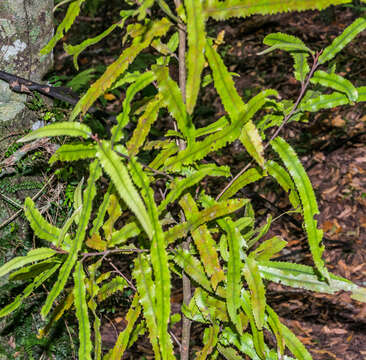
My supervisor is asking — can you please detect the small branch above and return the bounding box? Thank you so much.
[216,51,322,201]
[263,50,322,150]
[107,259,136,291]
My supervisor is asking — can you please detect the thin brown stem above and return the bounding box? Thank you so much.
[216,51,322,201]
[174,1,191,359]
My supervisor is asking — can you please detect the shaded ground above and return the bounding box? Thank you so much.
[40,3,366,359]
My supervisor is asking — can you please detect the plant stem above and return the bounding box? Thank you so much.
[174,1,191,359]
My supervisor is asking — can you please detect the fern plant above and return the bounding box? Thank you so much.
[1,1,366,359]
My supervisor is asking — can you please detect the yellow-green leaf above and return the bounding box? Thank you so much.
[18,122,92,143]
[185,0,206,114]
[96,141,152,237]
[73,261,92,360]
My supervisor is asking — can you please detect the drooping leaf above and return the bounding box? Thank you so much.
[111,71,156,144]
[49,143,97,164]
[73,261,92,360]
[86,233,107,251]
[243,257,266,330]
[9,259,60,281]
[185,0,206,114]
[153,65,195,144]
[127,95,162,156]
[70,18,171,120]
[96,141,152,237]
[204,0,351,20]
[110,293,141,359]
[18,122,92,143]
[0,263,60,317]
[301,92,349,112]
[258,32,312,55]
[41,0,87,54]
[271,137,330,282]
[41,161,101,318]
[0,248,57,278]
[318,16,366,64]
[310,70,358,102]
[128,159,174,359]
[258,261,366,302]
[133,255,160,359]
[24,197,61,246]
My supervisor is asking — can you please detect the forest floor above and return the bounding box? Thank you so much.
[48,3,366,360]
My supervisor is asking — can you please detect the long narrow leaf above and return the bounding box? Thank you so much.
[271,137,329,282]
[49,143,97,164]
[310,70,358,102]
[127,95,162,156]
[41,161,101,318]
[133,255,160,359]
[0,248,57,278]
[70,18,171,119]
[153,65,195,144]
[110,293,141,359]
[185,0,206,114]
[111,71,156,144]
[243,257,266,330]
[18,122,92,143]
[318,16,366,64]
[96,141,152,237]
[128,159,174,359]
[24,197,61,245]
[204,0,351,20]
[73,261,92,360]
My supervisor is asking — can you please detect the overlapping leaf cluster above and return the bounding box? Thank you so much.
[1,1,366,359]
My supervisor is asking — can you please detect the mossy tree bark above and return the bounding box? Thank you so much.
[0,0,53,264]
